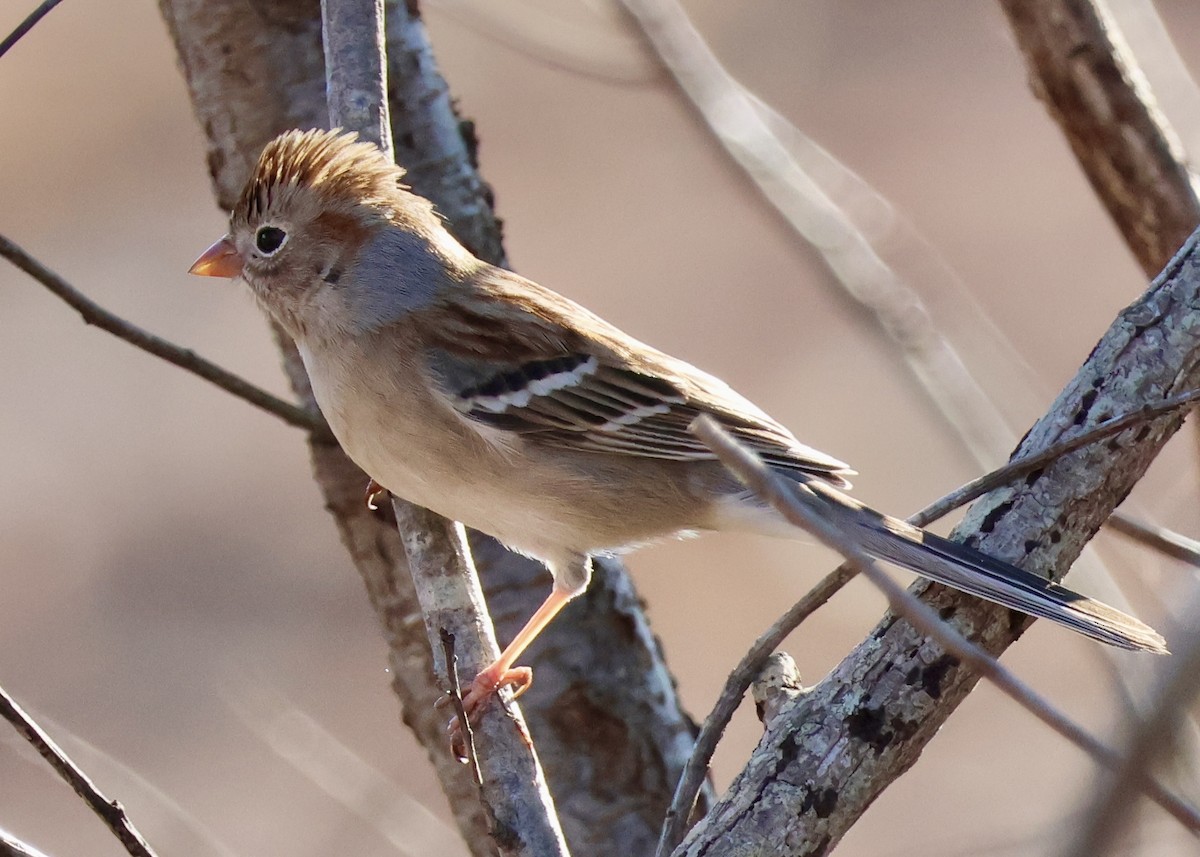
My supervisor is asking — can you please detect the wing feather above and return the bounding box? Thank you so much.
[418,266,856,487]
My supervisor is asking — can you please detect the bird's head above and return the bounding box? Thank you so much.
[190,128,473,342]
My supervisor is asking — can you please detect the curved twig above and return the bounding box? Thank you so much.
[0,233,331,441]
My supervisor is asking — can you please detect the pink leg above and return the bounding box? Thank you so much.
[459,587,574,720]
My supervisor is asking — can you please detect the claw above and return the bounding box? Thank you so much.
[365,478,388,510]
[445,664,533,760]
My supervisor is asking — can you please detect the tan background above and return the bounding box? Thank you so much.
[2,2,1199,855]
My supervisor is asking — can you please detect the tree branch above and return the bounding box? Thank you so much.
[675,228,1200,854]
[0,233,329,439]
[319,2,567,850]
[0,683,158,857]
[659,382,1200,855]
[692,416,1200,835]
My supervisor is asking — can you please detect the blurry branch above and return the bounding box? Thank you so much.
[325,3,567,852]
[1108,515,1200,570]
[0,233,330,439]
[1067,590,1200,857]
[617,0,1014,464]
[0,684,158,857]
[223,676,469,857]
[693,417,1200,837]
[429,0,656,86]
[0,0,64,60]
[658,385,1200,855]
[999,0,1200,276]
[0,829,49,857]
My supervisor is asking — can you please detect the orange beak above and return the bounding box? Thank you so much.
[189,235,244,279]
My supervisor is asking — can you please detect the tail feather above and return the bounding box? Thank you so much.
[803,482,1168,654]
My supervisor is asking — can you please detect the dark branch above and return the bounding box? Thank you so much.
[0,683,159,857]
[0,0,65,60]
[0,232,332,441]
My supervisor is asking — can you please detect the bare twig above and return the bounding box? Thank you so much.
[0,683,159,857]
[920,388,1200,523]
[0,233,330,440]
[657,387,1199,856]
[440,629,482,783]
[0,0,65,59]
[692,416,1200,837]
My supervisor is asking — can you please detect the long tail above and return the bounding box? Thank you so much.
[801,481,1168,654]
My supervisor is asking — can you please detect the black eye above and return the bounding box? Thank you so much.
[255,226,287,255]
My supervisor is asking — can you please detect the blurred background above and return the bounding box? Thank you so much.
[3,1,1200,855]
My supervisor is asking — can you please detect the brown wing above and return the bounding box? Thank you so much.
[419,266,856,487]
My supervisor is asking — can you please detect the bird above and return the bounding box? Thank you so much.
[190,128,1166,720]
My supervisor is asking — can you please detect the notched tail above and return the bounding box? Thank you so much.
[804,482,1168,654]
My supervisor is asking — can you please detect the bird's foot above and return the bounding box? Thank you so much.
[365,478,388,510]
[444,664,533,762]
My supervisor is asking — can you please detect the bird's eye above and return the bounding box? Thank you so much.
[255,226,287,256]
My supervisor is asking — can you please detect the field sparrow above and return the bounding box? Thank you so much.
[191,129,1165,718]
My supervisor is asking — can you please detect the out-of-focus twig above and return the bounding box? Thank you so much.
[0,0,65,60]
[0,828,50,857]
[1108,514,1200,570]
[618,0,1014,465]
[0,233,330,439]
[1066,588,1200,857]
[692,416,1200,838]
[0,683,159,857]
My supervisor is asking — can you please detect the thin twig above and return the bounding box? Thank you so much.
[692,416,1200,837]
[0,233,331,440]
[439,629,482,783]
[920,388,1200,523]
[0,0,65,59]
[0,683,159,857]
[656,389,1198,856]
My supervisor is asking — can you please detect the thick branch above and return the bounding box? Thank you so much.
[676,232,1200,854]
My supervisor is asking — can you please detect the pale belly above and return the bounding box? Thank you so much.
[299,342,678,564]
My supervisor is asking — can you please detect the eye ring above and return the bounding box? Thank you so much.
[255,225,288,256]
